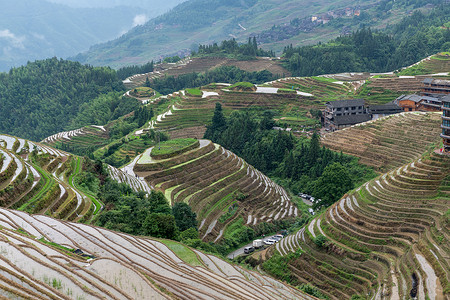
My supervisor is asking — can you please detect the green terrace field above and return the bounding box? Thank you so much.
[399,52,450,76]
[0,134,151,224]
[42,125,110,157]
[151,138,198,159]
[133,139,298,243]
[266,150,450,299]
[257,110,450,299]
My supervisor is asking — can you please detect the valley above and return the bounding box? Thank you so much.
[0,1,449,298]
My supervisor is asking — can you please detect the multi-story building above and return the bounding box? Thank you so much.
[323,99,370,131]
[422,78,450,96]
[441,95,450,151]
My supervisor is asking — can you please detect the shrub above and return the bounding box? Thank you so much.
[314,234,328,248]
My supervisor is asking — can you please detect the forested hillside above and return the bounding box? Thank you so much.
[0,58,133,141]
[284,5,450,76]
[73,0,380,67]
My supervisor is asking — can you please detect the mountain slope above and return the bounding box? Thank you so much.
[73,0,378,68]
[73,0,441,69]
[0,206,315,299]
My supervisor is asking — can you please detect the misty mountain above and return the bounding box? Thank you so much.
[73,0,444,69]
[0,0,181,71]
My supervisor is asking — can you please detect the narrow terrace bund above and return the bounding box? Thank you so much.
[133,140,297,243]
[276,151,449,300]
[321,112,442,172]
[0,207,314,300]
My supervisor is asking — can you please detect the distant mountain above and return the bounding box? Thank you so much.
[47,0,186,19]
[73,0,441,69]
[0,0,175,71]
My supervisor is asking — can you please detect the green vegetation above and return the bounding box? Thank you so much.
[117,61,154,80]
[185,88,202,96]
[0,58,124,141]
[205,105,376,208]
[284,6,450,76]
[70,92,139,130]
[149,66,275,95]
[159,240,203,266]
[151,138,198,158]
[298,284,328,299]
[228,82,256,91]
[262,250,302,283]
[193,38,275,59]
[129,87,156,98]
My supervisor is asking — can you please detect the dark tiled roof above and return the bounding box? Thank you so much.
[334,114,371,126]
[442,94,450,103]
[368,103,402,113]
[423,78,433,84]
[325,99,365,108]
[397,94,440,103]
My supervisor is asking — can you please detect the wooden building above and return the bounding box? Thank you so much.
[422,78,450,96]
[395,94,443,112]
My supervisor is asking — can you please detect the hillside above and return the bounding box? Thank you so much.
[74,0,444,69]
[0,207,314,299]
[130,139,296,242]
[321,112,442,172]
[0,133,150,223]
[265,150,450,299]
[0,58,133,141]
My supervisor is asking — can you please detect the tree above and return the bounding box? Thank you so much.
[204,103,227,140]
[172,202,197,232]
[143,213,178,239]
[312,162,353,208]
[148,191,171,214]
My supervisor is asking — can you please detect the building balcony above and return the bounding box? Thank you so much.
[441,124,450,130]
[442,106,450,111]
[440,133,450,140]
[442,115,450,121]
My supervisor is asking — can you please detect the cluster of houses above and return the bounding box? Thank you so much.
[321,77,450,152]
[395,78,450,112]
[323,78,450,132]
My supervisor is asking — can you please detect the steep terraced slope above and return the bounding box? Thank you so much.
[272,151,450,299]
[321,112,441,172]
[133,139,297,242]
[0,134,151,222]
[41,125,110,155]
[0,207,315,299]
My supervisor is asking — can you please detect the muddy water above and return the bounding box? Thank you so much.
[415,254,437,299]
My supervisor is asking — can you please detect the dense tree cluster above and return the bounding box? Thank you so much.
[116,61,154,80]
[149,66,276,95]
[193,38,275,58]
[205,104,375,207]
[133,106,154,127]
[96,180,197,240]
[0,58,125,141]
[70,92,140,129]
[283,5,450,76]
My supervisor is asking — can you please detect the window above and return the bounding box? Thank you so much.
[351,106,356,110]
[337,108,341,111]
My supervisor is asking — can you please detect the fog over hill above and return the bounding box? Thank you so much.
[0,0,185,71]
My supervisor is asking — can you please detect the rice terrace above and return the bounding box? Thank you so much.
[0,0,450,299]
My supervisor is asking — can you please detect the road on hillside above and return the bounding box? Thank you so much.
[227,236,282,260]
